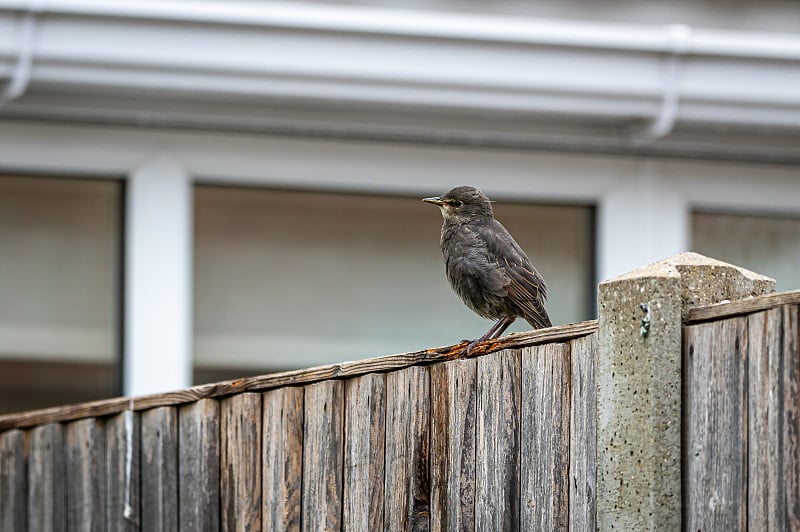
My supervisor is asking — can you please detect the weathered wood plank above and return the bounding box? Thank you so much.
[221,393,262,532]
[262,387,303,532]
[430,358,476,532]
[28,423,66,532]
[784,305,800,529]
[747,308,785,531]
[0,321,598,430]
[66,418,106,532]
[521,343,570,531]
[141,406,178,532]
[475,349,521,531]
[106,410,140,531]
[302,380,345,532]
[685,316,748,531]
[569,332,597,532]
[0,429,27,532]
[384,365,431,531]
[179,398,220,532]
[686,289,800,324]
[343,373,386,531]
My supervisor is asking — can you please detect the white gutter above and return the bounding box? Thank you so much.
[0,0,799,144]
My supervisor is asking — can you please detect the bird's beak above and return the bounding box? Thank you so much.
[422,196,446,206]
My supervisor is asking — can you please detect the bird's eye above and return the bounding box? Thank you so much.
[451,200,463,207]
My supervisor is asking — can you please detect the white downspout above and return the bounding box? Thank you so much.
[632,24,693,145]
[0,0,43,105]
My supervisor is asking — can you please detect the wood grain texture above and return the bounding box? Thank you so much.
[384,366,431,531]
[66,418,106,532]
[475,349,521,531]
[141,406,178,532]
[685,316,748,531]
[28,423,66,532]
[430,359,476,532]
[783,305,800,529]
[521,343,570,531]
[343,373,386,531]
[747,308,785,531]
[179,399,220,532]
[0,321,598,430]
[687,289,800,324]
[302,380,345,532]
[569,333,597,532]
[105,411,140,531]
[0,429,27,532]
[262,387,303,532]
[221,393,262,532]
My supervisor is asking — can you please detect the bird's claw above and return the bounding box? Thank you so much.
[458,339,480,358]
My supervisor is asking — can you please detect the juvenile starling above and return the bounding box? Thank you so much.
[423,186,551,354]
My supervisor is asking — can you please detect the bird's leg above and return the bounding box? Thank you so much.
[460,316,512,357]
[489,316,514,339]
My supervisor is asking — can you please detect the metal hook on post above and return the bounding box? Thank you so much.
[631,24,692,146]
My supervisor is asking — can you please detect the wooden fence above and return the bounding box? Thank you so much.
[1,289,799,530]
[0,322,598,531]
[683,294,800,531]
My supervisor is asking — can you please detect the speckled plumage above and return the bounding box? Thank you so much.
[424,186,551,347]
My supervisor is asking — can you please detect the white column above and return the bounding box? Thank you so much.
[597,162,690,283]
[124,154,192,395]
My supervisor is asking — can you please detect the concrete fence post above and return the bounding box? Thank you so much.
[596,252,775,530]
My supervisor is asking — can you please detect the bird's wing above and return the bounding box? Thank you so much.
[503,259,552,329]
[477,220,552,329]
[443,227,510,312]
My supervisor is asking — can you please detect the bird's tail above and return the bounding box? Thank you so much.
[525,309,552,330]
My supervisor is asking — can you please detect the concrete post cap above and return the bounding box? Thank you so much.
[600,251,775,319]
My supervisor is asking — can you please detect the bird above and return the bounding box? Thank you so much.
[423,186,551,355]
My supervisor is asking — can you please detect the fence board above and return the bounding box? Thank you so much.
[343,373,386,531]
[430,358,477,532]
[385,366,431,531]
[179,398,221,532]
[28,423,66,532]
[106,411,140,531]
[262,387,303,532]
[521,343,570,531]
[685,316,748,531]
[476,349,520,531]
[0,428,27,532]
[66,418,105,532]
[784,305,800,529]
[303,380,345,531]
[569,333,597,532]
[747,308,785,531]
[221,393,262,532]
[141,406,178,532]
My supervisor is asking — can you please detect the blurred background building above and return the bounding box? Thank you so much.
[0,0,798,413]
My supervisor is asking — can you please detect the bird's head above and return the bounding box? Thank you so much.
[422,186,494,222]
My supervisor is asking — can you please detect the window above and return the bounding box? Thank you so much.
[0,176,122,413]
[692,211,800,292]
[193,185,594,382]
